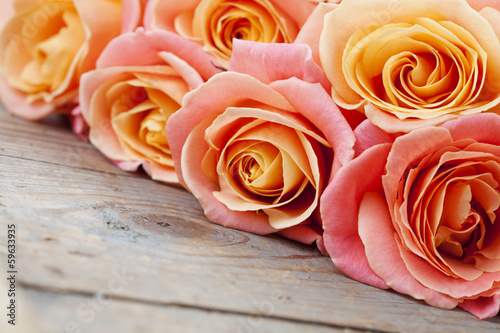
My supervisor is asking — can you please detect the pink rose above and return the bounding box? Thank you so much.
[298,0,500,133]
[0,0,145,120]
[166,39,355,248]
[80,28,220,183]
[145,0,315,68]
[322,113,500,318]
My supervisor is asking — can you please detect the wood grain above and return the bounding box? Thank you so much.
[1,109,499,333]
[4,287,353,333]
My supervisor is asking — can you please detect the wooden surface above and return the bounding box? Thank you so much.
[1,106,500,333]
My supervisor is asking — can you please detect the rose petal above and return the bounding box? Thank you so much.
[295,3,337,67]
[147,160,179,183]
[146,0,201,31]
[270,78,355,177]
[322,143,392,289]
[383,126,455,234]
[96,28,220,81]
[229,39,331,91]
[74,0,123,74]
[122,0,145,33]
[353,119,396,156]
[466,0,500,12]
[69,105,89,141]
[81,69,132,162]
[271,0,316,27]
[157,52,204,90]
[441,112,500,146]
[398,241,500,299]
[477,7,500,62]
[0,76,76,120]
[114,159,142,172]
[459,295,500,319]
[365,103,460,133]
[0,1,14,30]
[277,224,323,248]
[359,192,458,309]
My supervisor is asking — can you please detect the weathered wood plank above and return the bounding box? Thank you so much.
[1,109,500,333]
[0,286,349,333]
[0,112,125,175]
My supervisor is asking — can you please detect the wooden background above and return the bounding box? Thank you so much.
[1,106,499,333]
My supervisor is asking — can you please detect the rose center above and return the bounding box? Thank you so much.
[436,202,486,259]
[229,142,284,199]
[19,7,85,96]
[139,108,170,153]
[241,156,264,182]
[343,17,486,114]
[193,0,292,64]
[110,83,178,167]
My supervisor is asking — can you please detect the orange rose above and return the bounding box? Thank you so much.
[0,0,145,120]
[145,0,315,67]
[300,0,500,132]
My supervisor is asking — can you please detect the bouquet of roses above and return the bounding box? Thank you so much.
[2,0,500,319]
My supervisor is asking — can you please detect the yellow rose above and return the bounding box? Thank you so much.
[317,0,500,132]
[146,0,315,67]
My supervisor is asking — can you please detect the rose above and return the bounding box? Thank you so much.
[321,113,500,319]
[322,0,500,132]
[166,39,355,248]
[144,0,315,68]
[79,28,220,183]
[0,0,146,120]
[298,0,500,133]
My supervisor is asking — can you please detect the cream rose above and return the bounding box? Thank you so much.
[80,29,220,183]
[0,0,145,120]
[309,0,500,132]
[145,0,315,67]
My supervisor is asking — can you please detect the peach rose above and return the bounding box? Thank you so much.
[80,28,220,183]
[166,40,355,248]
[145,0,315,68]
[299,0,500,133]
[0,0,146,120]
[322,113,500,319]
